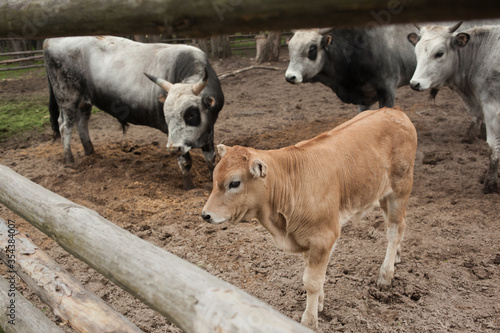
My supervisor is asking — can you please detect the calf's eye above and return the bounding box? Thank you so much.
[434,52,444,59]
[229,181,240,189]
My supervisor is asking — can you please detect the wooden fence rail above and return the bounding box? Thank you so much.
[1,0,500,39]
[0,219,143,333]
[0,165,312,333]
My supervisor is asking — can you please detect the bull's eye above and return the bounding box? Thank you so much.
[228,181,240,189]
[184,106,201,126]
[307,44,317,61]
[434,51,444,59]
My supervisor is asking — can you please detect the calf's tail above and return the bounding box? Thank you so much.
[48,79,61,139]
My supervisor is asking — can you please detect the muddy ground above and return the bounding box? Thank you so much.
[0,54,499,332]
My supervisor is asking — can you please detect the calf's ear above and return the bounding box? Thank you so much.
[321,35,332,48]
[250,159,268,178]
[217,144,229,157]
[407,33,420,46]
[454,33,470,47]
[157,93,166,104]
[203,96,217,109]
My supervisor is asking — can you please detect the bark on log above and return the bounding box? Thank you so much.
[0,276,65,333]
[0,166,313,333]
[1,0,500,39]
[0,219,144,333]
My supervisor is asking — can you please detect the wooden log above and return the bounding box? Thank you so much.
[1,0,500,39]
[0,65,44,72]
[0,50,43,57]
[0,166,313,333]
[0,276,65,333]
[0,219,144,333]
[0,55,43,65]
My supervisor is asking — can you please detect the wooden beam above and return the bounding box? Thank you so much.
[0,219,144,333]
[0,55,43,65]
[0,276,65,333]
[0,165,313,333]
[1,0,500,39]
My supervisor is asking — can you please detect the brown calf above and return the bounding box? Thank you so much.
[202,108,417,329]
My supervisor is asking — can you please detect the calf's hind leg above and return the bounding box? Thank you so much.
[378,195,407,290]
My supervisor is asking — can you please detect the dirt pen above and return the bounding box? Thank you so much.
[0,54,499,332]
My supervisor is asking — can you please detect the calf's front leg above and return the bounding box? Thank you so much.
[300,235,337,329]
[178,152,194,190]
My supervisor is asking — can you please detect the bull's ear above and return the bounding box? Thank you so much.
[321,35,332,48]
[250,159,267,178]
[203,96,216,109]
[217,144,229,157]
[454,33,470,47]
[407,33,420,46]
[157,93,166,104]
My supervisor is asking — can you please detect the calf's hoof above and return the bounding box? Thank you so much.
[301,312,318,330]
[377,270,393,291]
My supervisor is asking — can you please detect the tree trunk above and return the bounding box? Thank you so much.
[210,34,231,59]
[255,32,281,63]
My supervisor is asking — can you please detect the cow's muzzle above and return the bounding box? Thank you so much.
[166,143,191,155]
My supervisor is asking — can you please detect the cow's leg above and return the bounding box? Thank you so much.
[301,234,337,329]
[178,152,195,190]
[377,194,406,290]
[202,142,216,180]
[377,88,395,108]
[358,104,371,112]
[463,116,483,144]
[58,106,77,164]
[76,103,94,156]
[482,106,500,193]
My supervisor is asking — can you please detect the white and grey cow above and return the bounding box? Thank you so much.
[408,22,500,193]
[285,25,427,111]
[44,36,224,190]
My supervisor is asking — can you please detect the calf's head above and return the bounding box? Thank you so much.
[202,145,268,224]
[145,69,217,154]
[285,28,333,84]
[407,22,470,91]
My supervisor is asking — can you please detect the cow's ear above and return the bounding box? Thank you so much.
[454,33,470,47]
[203,96,216,109]
[321,35,332,48]
[250,159,268,178]
[217,144,229,157]
[407,33,420,46]
[157,93,166,104]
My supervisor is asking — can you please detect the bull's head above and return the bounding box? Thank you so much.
[285,28,333,84]
[144,68,217,154]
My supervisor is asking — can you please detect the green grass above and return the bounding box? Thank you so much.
[0,59,45,80]
[0,94,49,141]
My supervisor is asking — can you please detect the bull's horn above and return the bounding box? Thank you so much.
[192,67,208,96]
[414,23,422,31]
[448,21,463,33]
[144,73,173,93]
[318,27,334,35]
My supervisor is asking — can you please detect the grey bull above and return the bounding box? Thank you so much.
[408,22,500,193]
[285,25,426,111]
[44,36,224,190]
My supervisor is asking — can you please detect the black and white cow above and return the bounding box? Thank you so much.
[408,22,500,193]
[285,26,424,111]
[44,36,224,190]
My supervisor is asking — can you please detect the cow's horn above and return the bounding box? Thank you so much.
[414,23,421,31]
[144,73,173,93]
[192,67,208,96]
[318,27,334,35]
[448,21,463,33]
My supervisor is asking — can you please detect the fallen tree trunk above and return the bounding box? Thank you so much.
[0,276,64,333]
[0,219,144,333]
[0,166,312,333]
